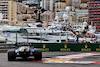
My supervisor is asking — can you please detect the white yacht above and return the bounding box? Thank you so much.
[19,27,75,43]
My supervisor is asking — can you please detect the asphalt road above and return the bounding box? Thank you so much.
[0,52,100,67]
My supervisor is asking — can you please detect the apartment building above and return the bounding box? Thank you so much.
[41,0,58,11]
[71,0,81,8]
[65,0,71,6]
[88,0,100,31]
[55,2,66,13]
[75,9,88,22]
[0,1,16,21]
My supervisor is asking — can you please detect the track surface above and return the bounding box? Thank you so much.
[0,52,100,67]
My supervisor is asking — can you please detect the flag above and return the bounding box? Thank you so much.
[26,23,31,27]
[93,34,95,38]
[74,35,77,42]
[62,27,64,31]
[7,32,10,37]
[57,26,60,30]
[69,23,73,28]
[94,36,97,40]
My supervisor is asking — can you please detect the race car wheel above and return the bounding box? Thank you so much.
[8,49,16,61]
[34,49,42,60]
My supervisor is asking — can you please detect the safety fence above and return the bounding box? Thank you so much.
[0,43,100,52]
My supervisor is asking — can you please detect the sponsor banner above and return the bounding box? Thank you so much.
[12,43,100,51]
[33,43,100,51]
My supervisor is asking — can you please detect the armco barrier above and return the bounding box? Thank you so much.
[0,43,100,52]
[0,43,15,52]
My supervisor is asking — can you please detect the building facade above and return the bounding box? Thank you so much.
[75,9,88,22]
[71,0,81,8]
[25,0,40,4]
[56,11,75,22]
[55,2,66,13]
[0,1,16,21]
[55,0,65,2]
[81,0,88,3]
[88,0,100,31]
[41,11,53,22]
[0,0,15,1]
[65,0,71,6]
[41,0,58,11]
[17,3,29,21]
[78,15,88,22]
[80,3,88,9]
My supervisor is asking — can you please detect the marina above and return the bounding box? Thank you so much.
[0,20,99,44]
[0,0,100,67]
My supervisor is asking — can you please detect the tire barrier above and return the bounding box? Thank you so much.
[0,43,100,52]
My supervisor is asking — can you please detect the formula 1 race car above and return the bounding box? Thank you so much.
[7,43,42,61]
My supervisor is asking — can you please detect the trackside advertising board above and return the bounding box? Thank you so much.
[6,43,100,52]
[31,43,100,52]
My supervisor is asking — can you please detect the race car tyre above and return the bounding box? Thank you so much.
[8,49,16,61]
[34,49,42,60]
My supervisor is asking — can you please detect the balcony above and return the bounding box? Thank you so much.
[96,29,100,32]
[89,12,100,15]
[88,0,100,1]
[89,4,100,6]
[89,18,100,20]
[89,1,100,4]
[89,15,100,17]
[96,26,100,28]
[88,21,100,23]
[89,7,100,9]
[89,10,100,12]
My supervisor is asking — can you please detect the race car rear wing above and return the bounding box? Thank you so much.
[15,42,33,47]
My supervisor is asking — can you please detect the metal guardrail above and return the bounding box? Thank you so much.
[0,43,15,53]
